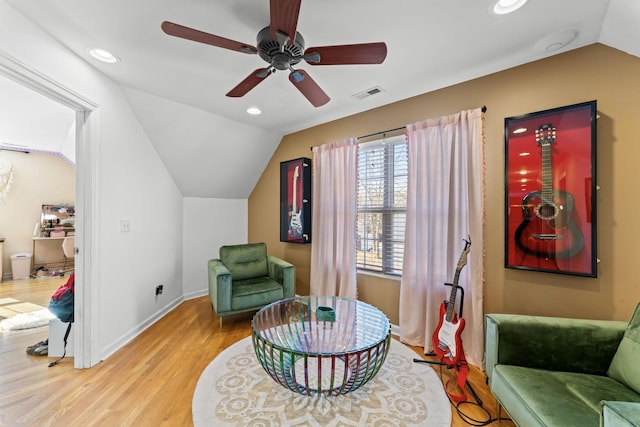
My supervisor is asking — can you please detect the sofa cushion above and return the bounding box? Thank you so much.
[555,371,640,411]
[492,365,598,427]
[220,243,269,281]
[608,303,640,395]
[491,365,640,427]
[600,401,640,427]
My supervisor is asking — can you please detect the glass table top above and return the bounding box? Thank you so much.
[252,296,390,355]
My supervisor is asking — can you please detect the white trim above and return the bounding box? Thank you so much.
[0,51,97,111]
[390,323,400,337]
[183,289,209,301]
[0,50,98,369]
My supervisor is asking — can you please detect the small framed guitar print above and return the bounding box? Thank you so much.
[280,157,312,243]
[504,101,597,277]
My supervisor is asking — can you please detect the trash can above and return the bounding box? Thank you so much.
[10,253,32,280]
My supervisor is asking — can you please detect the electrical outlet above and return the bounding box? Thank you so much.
[120,219,131,232]
[155,284,163,296]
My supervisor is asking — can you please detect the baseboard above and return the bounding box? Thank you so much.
[390,323,400,337]
[183,288,208,300]
[100,294,184,361]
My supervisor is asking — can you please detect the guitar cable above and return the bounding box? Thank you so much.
[434,359,512,426]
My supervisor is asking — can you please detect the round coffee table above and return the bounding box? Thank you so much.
[252,296,391,396]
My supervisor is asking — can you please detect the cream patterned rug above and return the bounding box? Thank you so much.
[193,336,452,426]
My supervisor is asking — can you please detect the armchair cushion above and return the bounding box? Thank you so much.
[608,303,640,395]
[220,243,269,280]
[231,277,283,311]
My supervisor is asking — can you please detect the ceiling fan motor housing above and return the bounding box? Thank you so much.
[257,26,305,70]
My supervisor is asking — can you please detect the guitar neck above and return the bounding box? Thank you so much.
[540,142,553,200]
[445,273,460,321]
[291,167,298,212]
[445,240,471,322]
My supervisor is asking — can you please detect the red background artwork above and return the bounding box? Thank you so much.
[505,102,596,276]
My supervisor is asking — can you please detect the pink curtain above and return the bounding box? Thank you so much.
[310,138,358,298]
[399,108,485,367]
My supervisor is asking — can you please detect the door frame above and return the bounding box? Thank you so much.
[0,51,100,368]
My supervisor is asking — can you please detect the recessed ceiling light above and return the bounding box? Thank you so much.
[88,48,119,64]
[246,107,262,115]
[492,0,527,15]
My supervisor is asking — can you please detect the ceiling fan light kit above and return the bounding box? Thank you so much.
[161,0,387,108]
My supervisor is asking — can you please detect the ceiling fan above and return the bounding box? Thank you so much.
[161,0,387,107]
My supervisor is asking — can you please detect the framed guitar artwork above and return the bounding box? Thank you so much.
[504,101,597,277]
[280,157,311,243]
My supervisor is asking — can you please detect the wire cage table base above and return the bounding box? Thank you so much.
[252,296,391,396]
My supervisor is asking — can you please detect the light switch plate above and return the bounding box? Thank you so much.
[120,219,131,232]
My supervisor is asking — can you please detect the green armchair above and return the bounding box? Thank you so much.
[208,243,295,328]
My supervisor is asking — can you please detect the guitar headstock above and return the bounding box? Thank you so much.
[535,123,556,148]
[456,236,472,271]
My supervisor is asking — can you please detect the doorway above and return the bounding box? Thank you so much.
[0,51,98,368]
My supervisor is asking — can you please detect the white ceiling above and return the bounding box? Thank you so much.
[1,0,638,197]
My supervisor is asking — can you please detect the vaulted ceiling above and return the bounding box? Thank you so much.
[1,0,638,197]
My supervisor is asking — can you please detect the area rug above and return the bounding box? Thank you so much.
[193,336,452,426]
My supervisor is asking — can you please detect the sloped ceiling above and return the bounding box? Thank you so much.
[1,0,639,198]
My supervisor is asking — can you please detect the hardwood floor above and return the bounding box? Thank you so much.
[0,278,514,426]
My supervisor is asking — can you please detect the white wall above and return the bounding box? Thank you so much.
[182,197,247,299]
[0,0,183,361]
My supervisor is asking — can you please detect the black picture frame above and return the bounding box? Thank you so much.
[280,157,311,243]
[504,100,597,277]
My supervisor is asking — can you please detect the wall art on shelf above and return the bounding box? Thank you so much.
[504,100,597,277]
[280,157,311,243]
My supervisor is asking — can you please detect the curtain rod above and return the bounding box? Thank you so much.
[310,105,486,151]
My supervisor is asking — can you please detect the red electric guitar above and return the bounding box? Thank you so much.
[432,237,471,366]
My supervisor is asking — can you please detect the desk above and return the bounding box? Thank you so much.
[32,237,66,276]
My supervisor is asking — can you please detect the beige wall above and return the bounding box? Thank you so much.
[0,151,74,278]
[248,43,640,324]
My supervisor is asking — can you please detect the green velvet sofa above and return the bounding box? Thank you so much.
[485,303,640,427]
[208,243,295,327]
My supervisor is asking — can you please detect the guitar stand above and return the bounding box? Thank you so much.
[412,283,483,406]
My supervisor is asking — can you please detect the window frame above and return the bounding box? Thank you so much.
[356,134,407,276]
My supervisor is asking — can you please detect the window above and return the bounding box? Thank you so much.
[356,135,408,275]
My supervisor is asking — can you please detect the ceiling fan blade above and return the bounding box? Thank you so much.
[270,0,301,44]
[304,42,388,65]
[226,68,272,97]
[161,21,257,54]
[289,70,330,107]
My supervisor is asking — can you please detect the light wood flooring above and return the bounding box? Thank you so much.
[0,277,514,426]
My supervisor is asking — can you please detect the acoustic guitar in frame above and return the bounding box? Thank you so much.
[514,124,584,259]
[432,237,471,366]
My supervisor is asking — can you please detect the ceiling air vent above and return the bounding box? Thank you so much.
[351,86,385,100]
